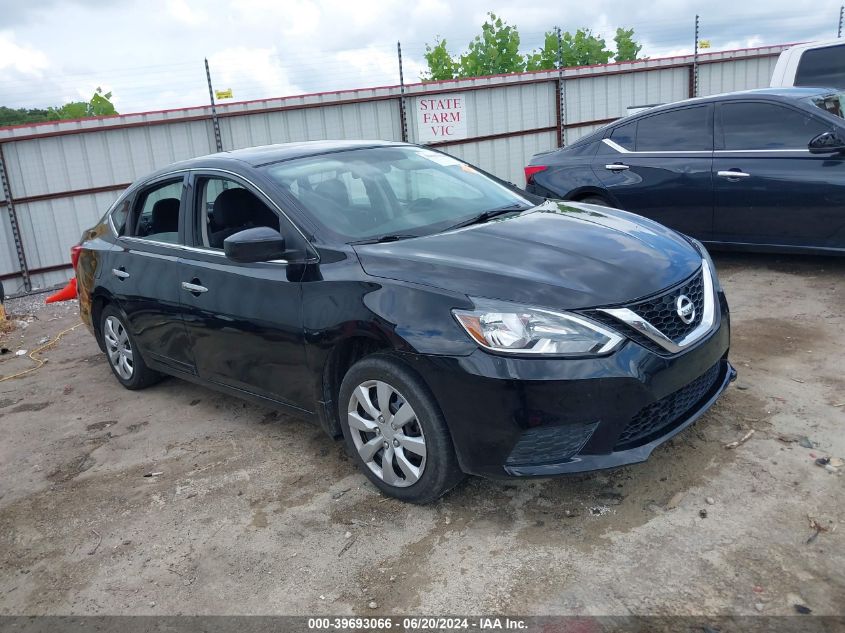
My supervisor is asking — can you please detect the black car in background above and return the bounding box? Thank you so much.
[525,88,845,254]
[75,141,734,503]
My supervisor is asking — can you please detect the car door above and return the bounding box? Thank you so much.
[592,104,714,240]
[177,170,313,411]
[108,175,195,374]
[713,100,844,248]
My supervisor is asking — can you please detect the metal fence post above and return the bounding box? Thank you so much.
[204,58,224,153]
[0,144,31,292]
[692,14,700,98]
[839,5,843,37]
[556,27,566,147]
[397,41,409,143]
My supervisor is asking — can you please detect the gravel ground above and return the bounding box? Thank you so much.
[0,252,843,616]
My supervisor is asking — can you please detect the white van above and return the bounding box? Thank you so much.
[771,39,845,89]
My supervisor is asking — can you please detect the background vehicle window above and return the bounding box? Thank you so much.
[795,44,845,89]
[636,106,711,151]
[720,103,828,150]
[610,121,636,150]
[133,180,183,243]
[110,199,130,236]
[810,93,845,119]
[196,177,280,249]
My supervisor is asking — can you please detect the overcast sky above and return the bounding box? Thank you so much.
[0,0,841,114]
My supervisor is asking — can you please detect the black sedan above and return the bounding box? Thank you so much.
[525,87,845,254]
[74,141,734,503]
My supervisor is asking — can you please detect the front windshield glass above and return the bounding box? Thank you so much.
[809,92,845,119]
[263,146,532,242]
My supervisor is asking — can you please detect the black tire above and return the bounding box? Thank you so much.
[579,195,614,208]
[338,354,464,504]
[99,305,162,390]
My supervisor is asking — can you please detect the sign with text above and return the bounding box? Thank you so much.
[416,95,467,143]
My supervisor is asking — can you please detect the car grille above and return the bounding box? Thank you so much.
[628,268,704,342]
[506,421,599,466]
[614,362,723,449]
[583,267,706,355]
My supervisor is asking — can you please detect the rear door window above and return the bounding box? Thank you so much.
[132,179,184,243]
[636,106,712,151]
[719,102,828,150]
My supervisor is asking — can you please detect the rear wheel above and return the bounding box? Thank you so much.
[100,305,162,390]
[338,354,464,504]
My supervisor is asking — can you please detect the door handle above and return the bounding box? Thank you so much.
[605,163,630,171]
[181,281,208,295]
[111,268,130,280]
[717,170,751,179]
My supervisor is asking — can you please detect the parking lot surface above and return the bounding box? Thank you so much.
[0,253,843,615]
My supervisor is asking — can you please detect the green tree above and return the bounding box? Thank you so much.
[526,28,613,71]
[560,29,612,67]
[525,31,560,71]
[614,27,643,62]
[0,88,118,127]
[423,18,644,79]
[0,106,53,127]
[457,13,525,77]
[423,38,458,81]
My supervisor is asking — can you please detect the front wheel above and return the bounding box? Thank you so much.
[338,354,464,504]
[100,305,162,390]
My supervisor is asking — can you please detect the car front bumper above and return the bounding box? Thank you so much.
[402,291,733,478]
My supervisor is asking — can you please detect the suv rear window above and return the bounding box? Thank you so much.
[795,44,845,89]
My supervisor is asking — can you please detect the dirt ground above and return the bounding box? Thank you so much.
[0,252,843,617]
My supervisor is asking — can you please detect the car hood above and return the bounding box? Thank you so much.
[353,200,703,310]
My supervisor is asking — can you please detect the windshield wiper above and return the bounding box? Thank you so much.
[445,204,531,231]
[351,234,418,245]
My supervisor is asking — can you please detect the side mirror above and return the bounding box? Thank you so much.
[223,226,287,263]
[808,131,845,154]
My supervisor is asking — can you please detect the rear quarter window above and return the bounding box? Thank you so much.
[610,121,636,150]
[110,199,129,236]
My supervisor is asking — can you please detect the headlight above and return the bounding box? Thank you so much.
[453,299,624,356]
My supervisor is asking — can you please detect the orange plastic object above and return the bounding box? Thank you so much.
[45,278,77,304]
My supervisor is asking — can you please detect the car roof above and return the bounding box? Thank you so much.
[149,139,410,176]
[634,87,837,114]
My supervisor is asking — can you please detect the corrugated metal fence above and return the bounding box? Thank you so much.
[0,44,785,293]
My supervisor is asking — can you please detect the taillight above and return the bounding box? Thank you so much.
[524,165,547,185]
[70,245,82,271]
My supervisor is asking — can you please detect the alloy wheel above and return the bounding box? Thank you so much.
[103,315,134,380]
[347,380,426,487]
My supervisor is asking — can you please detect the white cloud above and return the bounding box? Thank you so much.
[166,0,209,26]
[208,46,302,102]
[0,30,50,76]
[0,0,841,113]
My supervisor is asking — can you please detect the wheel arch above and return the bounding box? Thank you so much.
[565,186,616,205]
[90,288,118,352]
[316,333,396,438]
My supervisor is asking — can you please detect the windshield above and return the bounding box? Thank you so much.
[808,92,845,119]
[263,146,532,242]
